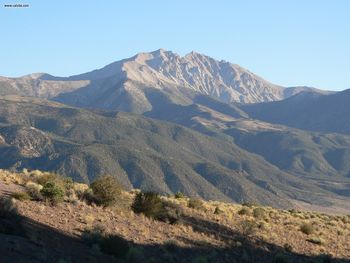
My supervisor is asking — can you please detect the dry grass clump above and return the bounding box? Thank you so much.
[300,223,315,235]
[238,207,251,216]
[188,198,204,210]
[25,181,43,200]
[306,237,325,245]
[11,191,31,201]
[0,169,25,184]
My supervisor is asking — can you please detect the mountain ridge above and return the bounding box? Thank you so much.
[242,89,350,134]
[0,49,331,109]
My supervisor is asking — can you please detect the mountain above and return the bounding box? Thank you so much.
[2,95,350,210]
[241,89,350,134]
[0,49,348,211]
[0,49,328,113]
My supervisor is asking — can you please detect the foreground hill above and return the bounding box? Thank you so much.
[241,90,350,134]
[0,170,349,263]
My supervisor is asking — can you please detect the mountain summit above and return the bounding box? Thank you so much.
[0,49,327,112]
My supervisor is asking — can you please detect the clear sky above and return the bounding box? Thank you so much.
[0,0,349,91]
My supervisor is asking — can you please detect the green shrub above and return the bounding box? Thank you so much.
[41,181,65,205]
[240,220,257,237]
[11,191,31,201]
[131,192,181,224]
[90,175,122,206]
[214,206,223,215]
[253,207,265,219]
[238,207,251,216]
[0,196,18,218]
[62,177,74,191]
[81,188,98,204]
[188,198,203,210]
[82,224,129,259]
[36,172,61,186]
[99,234,130,259]
[174,192,185,199]
[300,223,315,235]
[82,224,106,245]
[132,192,162,216]
[0,196,24,236]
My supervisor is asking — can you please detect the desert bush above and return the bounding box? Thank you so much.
[36,172,60,186]
[132,191,163,216]
[62,177,74,191]
[214,206,223,215]
[0,196,24,236]
[0,196,18,218]
[11,191,31,201]
[240,220,257,237]
[131,192,181,224]
[188,198,204,210]
[73,183,89,198]
[82,224,129,259]
[174,191,185,199]
[25,181,43,200]
[238,207,251,216]
[257,221,267,230]
[64,188,79,203]
[82,224,106,245]
[41,181,65,205]
[90,175,122,206]
[253,207,265,219]
[242,201,257,208]
[99,234,130,258]
[283,243,293,252]
[300,223,315,235]
[81,188,98,204]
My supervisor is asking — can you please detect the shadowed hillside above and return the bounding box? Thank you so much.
[0,170,349,263]
[241,90,350,134]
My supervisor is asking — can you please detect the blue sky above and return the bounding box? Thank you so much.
[0,0,349,91]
